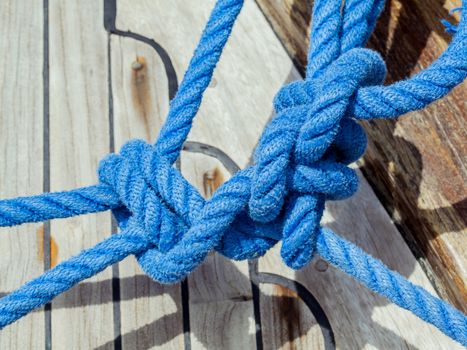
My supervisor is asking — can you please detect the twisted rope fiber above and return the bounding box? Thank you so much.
[0,0,465,344]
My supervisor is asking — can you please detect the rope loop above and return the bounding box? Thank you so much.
[98,139,279,282]
[98,140,184,251]
[250,48,386,267]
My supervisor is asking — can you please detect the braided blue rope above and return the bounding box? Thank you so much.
[0,0,466,344]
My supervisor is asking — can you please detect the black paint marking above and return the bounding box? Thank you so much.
[181,279,191,350]
[249,261,264,350]
[103,0,178,100]
[106,24,123,350]
[111,221,122,350]
[250,261,336,350]
[43,0,52,349]
[176,151,191,349]
[182,141,240,174]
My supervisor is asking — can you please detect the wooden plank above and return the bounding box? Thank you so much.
[181,153,256,349]
[258,283,325,349]
[0,0,45,348]
[48,1,115,348]
[114,0,293,169]
[255,0,467,311]
[110,34,185,349]
[259,170,464,349]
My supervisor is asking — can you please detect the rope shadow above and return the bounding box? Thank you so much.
[91,258,332,350]
[287,0,465,309]
[365,0,466,310]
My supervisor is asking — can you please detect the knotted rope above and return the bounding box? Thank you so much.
[0,0,466,345]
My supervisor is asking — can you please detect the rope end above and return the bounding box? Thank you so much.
[441,7,462,34]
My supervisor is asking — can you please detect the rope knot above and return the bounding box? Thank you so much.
[250,48,386,268]
[98,139,277,283]
[98,139,195,278]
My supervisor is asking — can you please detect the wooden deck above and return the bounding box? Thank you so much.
[0,0,464,349]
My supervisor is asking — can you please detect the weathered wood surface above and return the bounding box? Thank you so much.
[49,1,115,347]
[182,154,257,349]
[0,0,44,348]
[0,0,464,349]
[255,0,467,311]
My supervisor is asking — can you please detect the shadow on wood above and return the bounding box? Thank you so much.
[256,0,466,310]
[365,0,467,310]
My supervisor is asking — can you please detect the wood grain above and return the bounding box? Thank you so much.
[255,0,467,311]
[182,153,256,350]
[0,0,45,348]
[259,283,324,349]
[110,35,185,349]
[259,169,463,349]
[48,1,115,347]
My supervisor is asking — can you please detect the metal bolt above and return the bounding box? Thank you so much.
[314,258,329,272]
[132,61,143,71]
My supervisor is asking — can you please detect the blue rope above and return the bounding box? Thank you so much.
[0,0,465,344]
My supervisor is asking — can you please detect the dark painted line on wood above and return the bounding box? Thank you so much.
[43,0,51,349]
[103,0,178,100]
[111,32,177,100]
[182,142,241,175]
[251,261,336,350]
[176,155,192,350]
[106,23,123,350]
[176,152,191,349]
[103,0,117,32]
[175,152,191,349]
[249,261,264,350]
[181,279,191,350]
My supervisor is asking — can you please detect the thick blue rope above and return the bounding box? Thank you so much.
[0,0,465,344]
